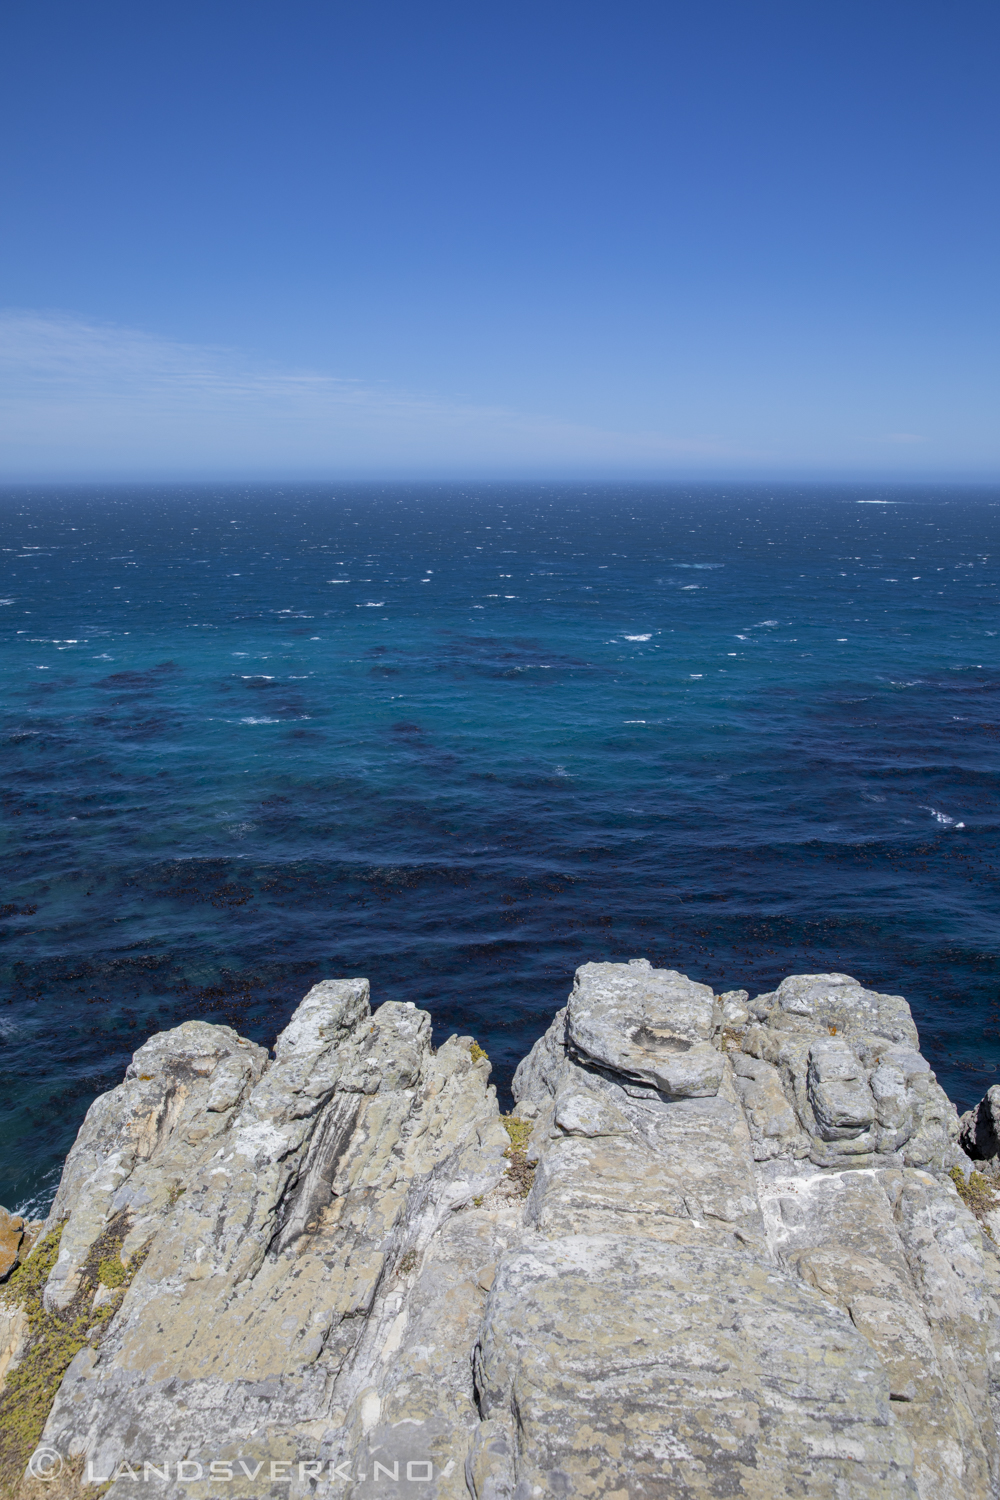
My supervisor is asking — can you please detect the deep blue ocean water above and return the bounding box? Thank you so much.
[2,482,999,1214]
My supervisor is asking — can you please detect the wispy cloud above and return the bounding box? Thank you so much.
[0,310,723,478]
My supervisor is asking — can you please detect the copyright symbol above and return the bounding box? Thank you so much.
[27,1446,63,1481]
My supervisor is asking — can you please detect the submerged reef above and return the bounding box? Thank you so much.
[1,962,999,1497]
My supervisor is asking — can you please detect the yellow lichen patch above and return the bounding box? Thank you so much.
[950,1166,999,1240]
[469,1041,488,1064]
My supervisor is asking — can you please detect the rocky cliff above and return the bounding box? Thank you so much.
[1,963,998,1499]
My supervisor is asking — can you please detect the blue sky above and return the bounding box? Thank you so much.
[1,1,998,478]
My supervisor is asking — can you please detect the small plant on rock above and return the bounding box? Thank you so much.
[501,1115,536,1198]
[0,1213,150,1493]
[950,1166,1000,1241]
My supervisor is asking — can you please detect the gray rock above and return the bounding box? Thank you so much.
[474,1236,916,1499]
[564,958,725,1097]
[729,1050,810,1160]
[806,1037,877,1139]
[757,971,921,1045]
[44,1018,269,1309]
[2,961,995,1499]
[742,973,960,1171]
[717,987,750,1026]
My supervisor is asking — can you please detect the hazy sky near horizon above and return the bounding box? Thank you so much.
[2,1,998,480]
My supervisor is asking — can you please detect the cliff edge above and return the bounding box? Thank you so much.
[1,963,997,1499]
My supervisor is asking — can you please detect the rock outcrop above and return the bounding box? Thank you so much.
[961,1085,1000,1162]
[0,963,997,1499]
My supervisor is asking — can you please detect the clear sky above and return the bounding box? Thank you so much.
[1,1,998,479]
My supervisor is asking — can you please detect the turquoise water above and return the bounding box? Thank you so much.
[2,482,999,1213]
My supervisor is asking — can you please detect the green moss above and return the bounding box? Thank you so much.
[500,1114,536,1198]
[0,1214,151,1495]
[501,1115,533,1152]
[97,1257,126,1289]
[950,1166,999,1240]
[1,1227,63,1335]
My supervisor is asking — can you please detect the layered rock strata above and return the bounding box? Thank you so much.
[1,963,997,1499]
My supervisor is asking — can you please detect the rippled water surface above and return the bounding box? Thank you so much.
[2,482,999,1212]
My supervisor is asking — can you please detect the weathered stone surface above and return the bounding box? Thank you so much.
[752,972,920,1045]
[28,986,508,1497]
[1,961,996,1499]
[508,964,996,1500]
[44,1018,269,1310]
[565,958,725,1097]
[742,973,960,1171]
[729,1050,810,1160]
[473,1236,916,1499]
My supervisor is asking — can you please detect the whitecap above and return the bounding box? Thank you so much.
[623,633,652,642]
[624,720,647,724]
[241,674,274,679]
[921,806,962,827]
[360,602,386,607]
[240,716,279,725]
[689,673,703,679]
[681,585,700,590]
[327,579,351,583]
[674,563,724,569]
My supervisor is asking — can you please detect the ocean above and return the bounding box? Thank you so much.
[2,482,998,1215]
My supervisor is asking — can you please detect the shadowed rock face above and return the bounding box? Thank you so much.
[1,962,996,1499]
[960,1085,1000,1160]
